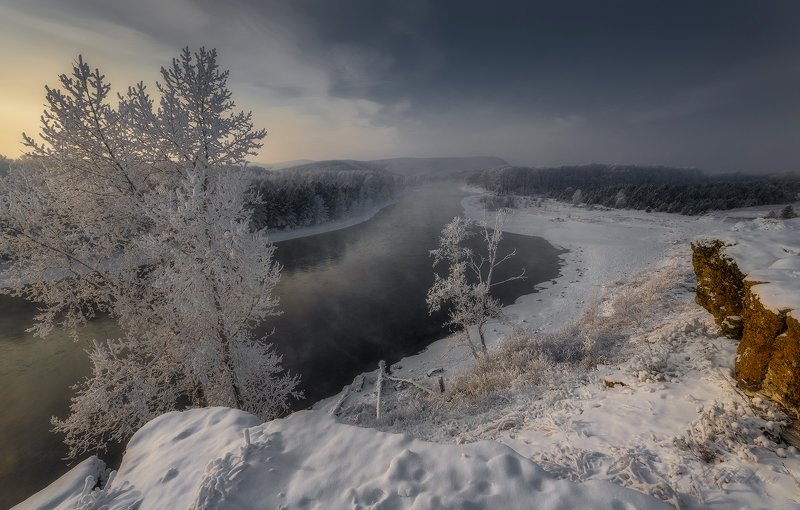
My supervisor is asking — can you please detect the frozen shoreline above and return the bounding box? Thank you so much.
[267,200,395,243]
[314,194,730,397]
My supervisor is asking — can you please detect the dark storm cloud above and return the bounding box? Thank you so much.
[232,0,800,172]
[6,0,800,170]
[262,1,799,112]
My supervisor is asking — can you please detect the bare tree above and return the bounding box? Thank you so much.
[427,211,524,358]
[0,48,300,458]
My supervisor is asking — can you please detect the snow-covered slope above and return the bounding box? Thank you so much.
[17,407,673,509]
[723,217,800,319]
[316,198,800,509]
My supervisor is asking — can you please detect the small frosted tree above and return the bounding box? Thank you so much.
[0,48,300,457]
[427,211,524,358]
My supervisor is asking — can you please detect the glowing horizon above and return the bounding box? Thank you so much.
[2,1,799,173]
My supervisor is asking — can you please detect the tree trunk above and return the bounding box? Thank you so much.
[195,383,209,407]
[219,329,244,409]
[210,275,244,410]
[464,330,480,359]
[477,323,488,355]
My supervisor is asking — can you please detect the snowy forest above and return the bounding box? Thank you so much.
[468,164,800,214]
[248,161,402,231]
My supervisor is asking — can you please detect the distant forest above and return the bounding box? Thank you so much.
[467,164,800,215]
[249,160,403,230]
[248,156,508,230]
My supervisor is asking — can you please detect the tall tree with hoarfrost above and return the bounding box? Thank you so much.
[0,48,300,457]
[427,211,524,358]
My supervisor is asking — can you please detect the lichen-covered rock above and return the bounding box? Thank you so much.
[736,280,790,392]
[759,313,800,408]
[691,238,745,337]
[691,237,800,410]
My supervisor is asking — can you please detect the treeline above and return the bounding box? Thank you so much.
[467,164,705,195]
[552,181,800,215]
[467,164,800,215]
[249,160,403,230]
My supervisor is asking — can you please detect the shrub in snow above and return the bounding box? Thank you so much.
[0,48,300,457]
[448,327,577,404]
[674,398,789,464]
[73,471,141,510]
[446,252,695,406]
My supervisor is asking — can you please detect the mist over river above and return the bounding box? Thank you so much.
[0,182,563,507]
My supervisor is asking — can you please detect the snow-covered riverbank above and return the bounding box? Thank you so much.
[309,197,732,390]
[315,197,800,509]
[15,197,800,509]
[268,200,395,243]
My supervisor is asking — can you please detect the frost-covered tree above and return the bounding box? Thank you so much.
[427,212,524,358]
[0,48,300,457]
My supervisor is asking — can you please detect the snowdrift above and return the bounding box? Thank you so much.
[17,407,672,509]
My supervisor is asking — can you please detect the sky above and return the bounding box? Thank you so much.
[1,0,799,173]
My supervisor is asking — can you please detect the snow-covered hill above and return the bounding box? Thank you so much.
[19,407,673,509]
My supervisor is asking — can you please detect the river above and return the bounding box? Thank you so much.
[0,182,563,507]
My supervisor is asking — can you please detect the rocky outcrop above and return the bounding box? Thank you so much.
[691,238,800,411]
[691,239,745,337]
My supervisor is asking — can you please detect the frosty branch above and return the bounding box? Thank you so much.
[0,47,300,458]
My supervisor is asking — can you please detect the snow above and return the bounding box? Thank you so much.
[315,197,800,509]
[711,217,800,321]
[16,407,672,510]
[460,197,715,334]
[15,196,800,509]
[15,457,107,510]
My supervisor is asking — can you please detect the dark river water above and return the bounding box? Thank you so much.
[0,182,563,508]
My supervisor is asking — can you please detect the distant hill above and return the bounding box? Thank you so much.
[370,156,509,179]
[256,159,316,171]
[275,159,388,174]
[262,157,509,180]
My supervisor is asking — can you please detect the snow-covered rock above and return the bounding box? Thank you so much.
[692,218,800,410]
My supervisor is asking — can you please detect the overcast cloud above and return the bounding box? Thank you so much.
[1,0,798,172]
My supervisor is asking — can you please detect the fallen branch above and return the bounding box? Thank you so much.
[387,375,435,395]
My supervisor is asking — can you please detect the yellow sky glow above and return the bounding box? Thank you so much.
[0,2,401,164]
